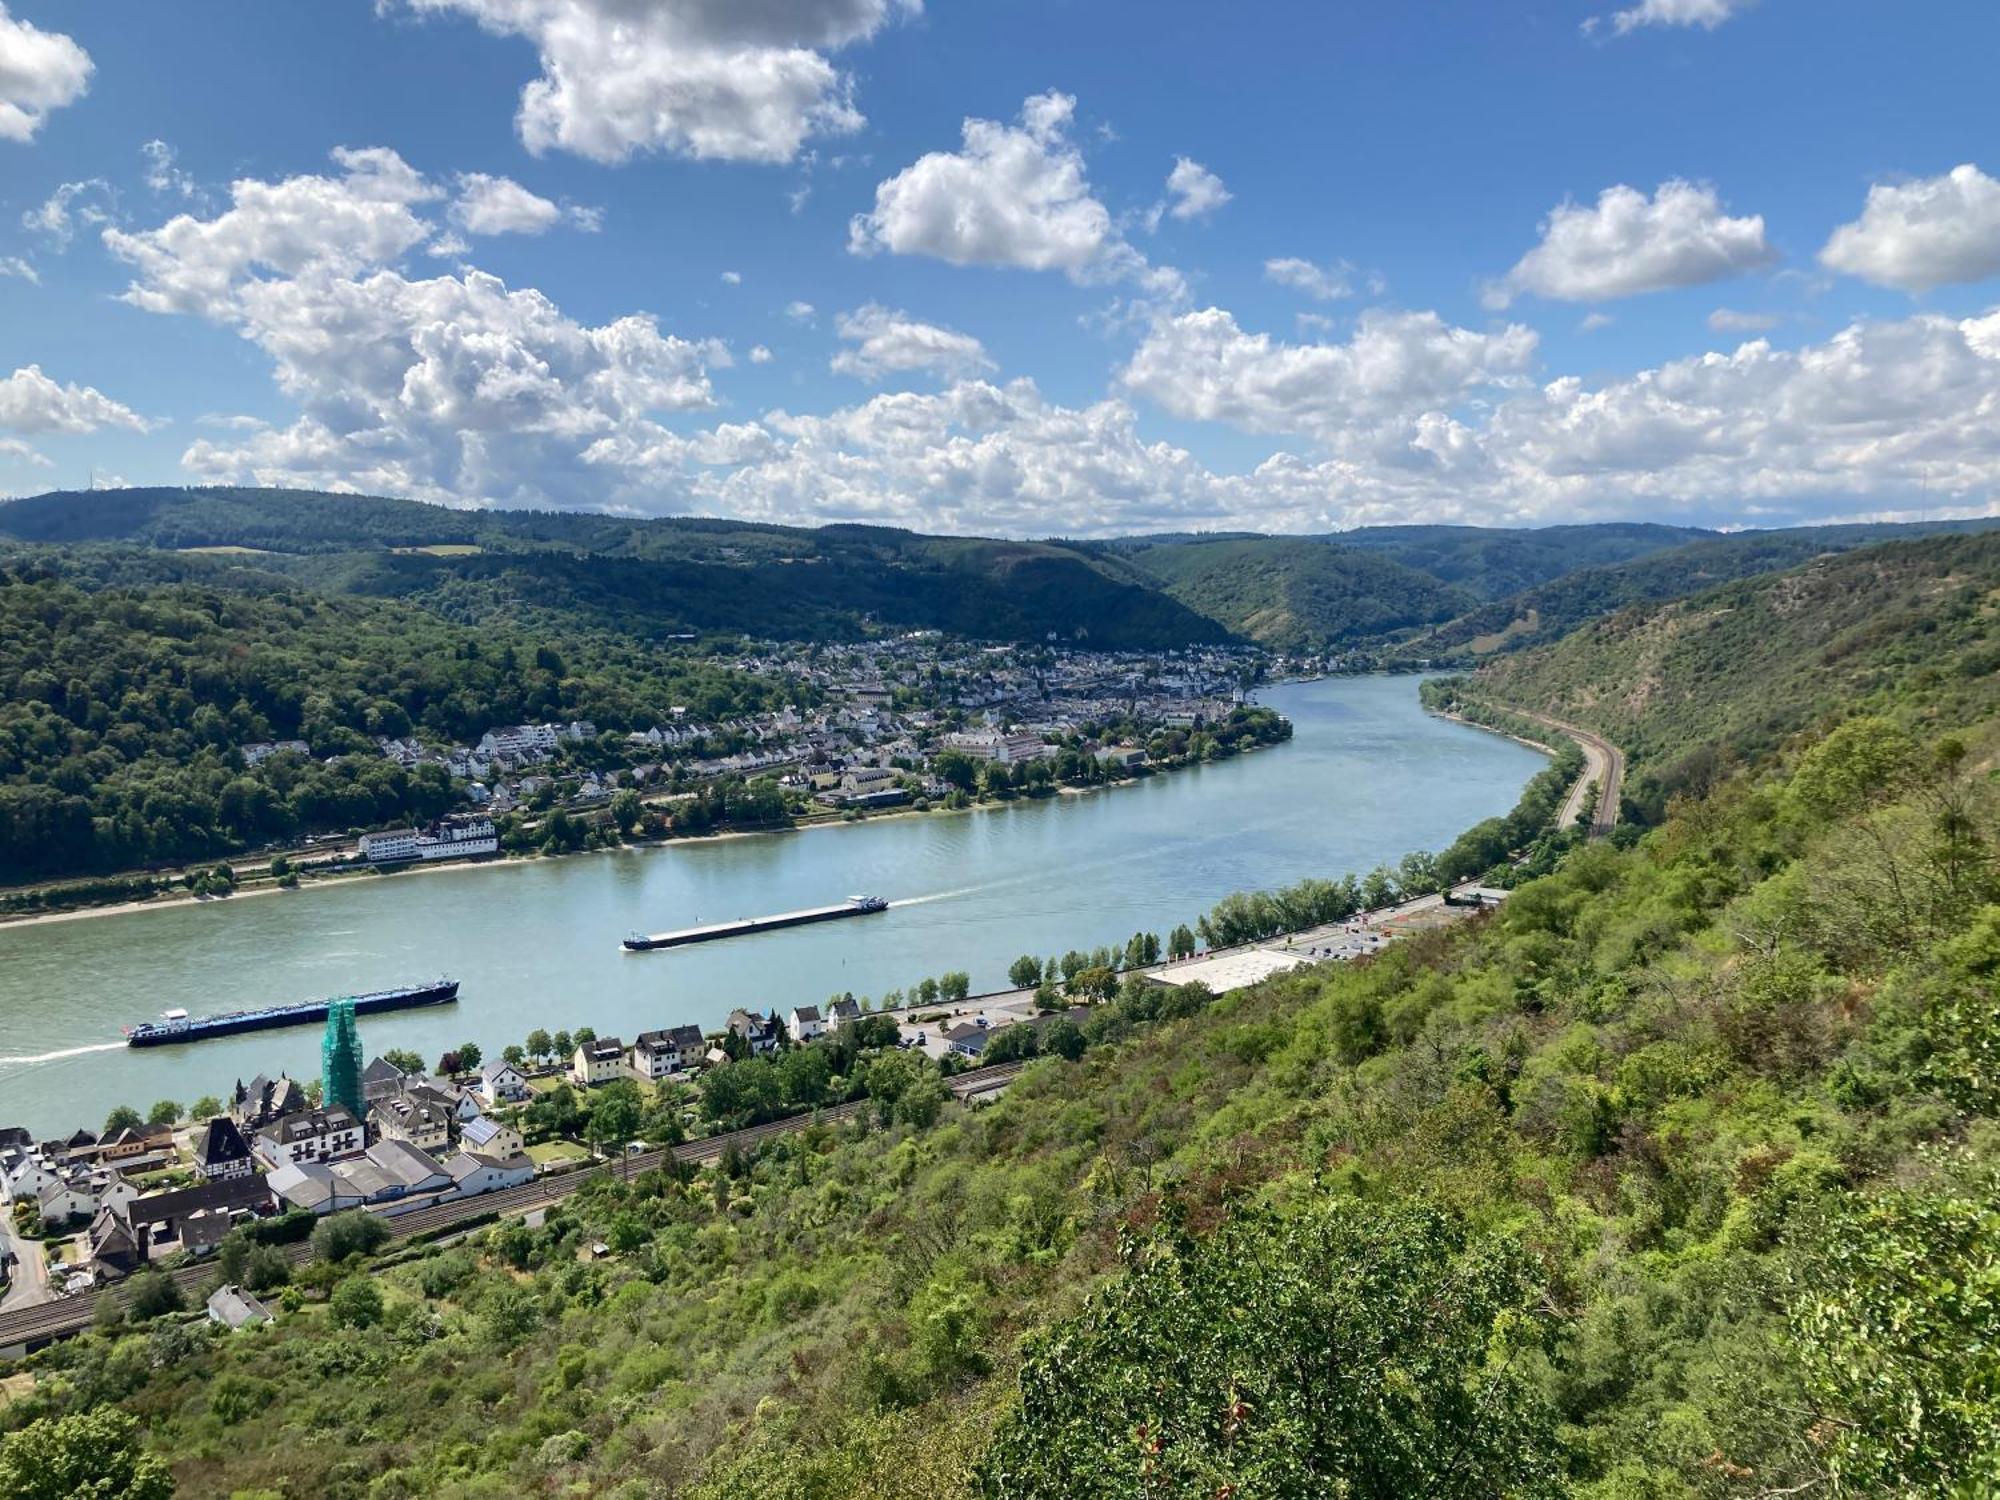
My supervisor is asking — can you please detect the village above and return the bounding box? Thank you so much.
[238,638,1282,871]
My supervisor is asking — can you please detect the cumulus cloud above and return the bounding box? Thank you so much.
[0,4,91,143]
[449,172,564,235]
[0,437,50,467]
[399,0,912,164]
[1819,164,2000,292]
[748,344,773,364]
[0,365,151,434]
[1152,157,1229,227]
[1488,179,1773,307]
[720,269,742,285]
[849,91,1114,275]
[784,299,816,323]
[1264,256,1354,301]
[0,254,34,282]
[830,303,995,382]
[104,147,727,507]
[1593,0,1751,33]
[1120,306,1538,444]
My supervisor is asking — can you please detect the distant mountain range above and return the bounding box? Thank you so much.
[3,486,1995,655]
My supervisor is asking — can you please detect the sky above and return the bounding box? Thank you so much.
[2,0,2000,537]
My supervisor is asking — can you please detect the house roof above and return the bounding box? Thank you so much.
[360,1057,407,1085]
[365,1138,449,1189]
[128,1172,273,1227]
[257,1106,361,1146]
[942,1022,989,1048]
[581,1037,624,1060]
[791,1004,822,1023]
[462,1115,509,1146]
[206,1284,273,1329]
[200,1116,252,1169]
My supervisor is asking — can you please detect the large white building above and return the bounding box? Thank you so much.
[359,816,497,865]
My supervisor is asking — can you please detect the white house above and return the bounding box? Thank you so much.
[359,827,419,863]
[478,1061,532,1106]
[630,1025,704,1080]
[572,1037,627,1086]
[787,1005,825,1042]
[460,1115,524,1159]
[443,1151,535,1199]
[253,1106,365,1168]
[727,1009,780,1057]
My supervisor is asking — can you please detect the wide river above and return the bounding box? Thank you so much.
[0,676,1544,1137]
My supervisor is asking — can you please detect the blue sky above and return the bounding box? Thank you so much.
[3,0,1999,535]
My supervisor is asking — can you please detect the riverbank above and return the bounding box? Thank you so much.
[0,738,1288,933]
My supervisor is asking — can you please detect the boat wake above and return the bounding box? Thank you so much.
[0,1040,125,1065]
[887,884,989,909]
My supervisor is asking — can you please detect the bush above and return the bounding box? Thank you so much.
[310,1210,391,1263]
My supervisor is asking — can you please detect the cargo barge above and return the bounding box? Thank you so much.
[624,895,888,952]
[123,979,459,1047]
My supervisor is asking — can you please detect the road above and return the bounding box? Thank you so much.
[0,1061,1024,1355]
[1514,710,1623,837]
[0,1223,49,1312]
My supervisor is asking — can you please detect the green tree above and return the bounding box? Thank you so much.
[939,971,971,1003]
[145,1099,182,1128]
[330,1274,384,1328]
[610,788,643,834]
[526,1027,553,1060]
[190,1094,223,1120]
[378,1047,425,1076]
[0,1407,173,1500]
[1007,954,1043,989]
[102,1104,142,1137]
[126,1269,183,1321]
[310,1210,390,1264]
[1168,923,1197,959]
[456,1041,483,1071]
[1788,1175,2000,1493]
[979,1198,1562,1498]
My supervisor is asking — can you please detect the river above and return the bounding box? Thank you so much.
[0,676,1545,1137]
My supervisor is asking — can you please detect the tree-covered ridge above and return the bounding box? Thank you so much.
[0,553,787,877]
[1411,517,2000,660]
[1124,535,1474,651]
[1452,529,2000,820]
[7,586,2000,1494]
[0,490,1234,649]
[1334,520,1710,601]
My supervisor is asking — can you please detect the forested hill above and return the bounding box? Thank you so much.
[10,532,2000,1496]
[1447,528,2000,819]
[1412,517,2000,659]
[0,489,1233,650]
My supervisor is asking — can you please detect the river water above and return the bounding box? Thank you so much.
[0,676,1545,1137]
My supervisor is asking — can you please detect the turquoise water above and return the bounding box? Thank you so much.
[0,676,1544,1137]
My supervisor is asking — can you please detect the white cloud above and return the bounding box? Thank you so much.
[849,91,1114,275]
[1591,0,1752,34]
[748,344,773,364]
[1819,164,2000,293]
[1120,306,1538,444]
[1159,156,1230,224]
[449,172,564,235]
[0,4,91,143]
[1708,307,1778,333]
[830,303,995,382]
[104,147,727,508]
[141,139,199,199]
[400,0,912,164]
[0,365,151,434]
[1580,311,1614,332]
[22,178,112,249]
[784,299,816,323]
[0,254,34,282]
[0,437,50,467]
[1264,256,1354,301]
[721,269,742,285]
[1488,179,1773,306]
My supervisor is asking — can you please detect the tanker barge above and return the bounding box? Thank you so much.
[625,895,888,952]
[124,979,459,1047]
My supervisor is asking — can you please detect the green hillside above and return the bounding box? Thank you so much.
[1447,529,2000,819]
[1125,535,1472,650]
[1337,520,1709,600]
[8,532,1999,1497]
[0,490,1234,650]
[1417,519,2000,659]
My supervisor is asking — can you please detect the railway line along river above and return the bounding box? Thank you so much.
[0,676,1546,1137]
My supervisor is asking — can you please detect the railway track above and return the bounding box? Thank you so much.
[0,1062,1024,1353]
